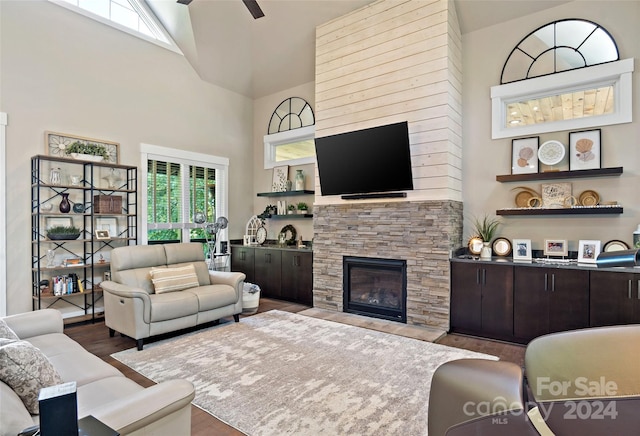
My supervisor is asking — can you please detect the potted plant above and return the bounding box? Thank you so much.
[65,141,108,162]
[471,215,501,259]
[287,204,296,215]
[46,225,82,241]
[297,202,309,215]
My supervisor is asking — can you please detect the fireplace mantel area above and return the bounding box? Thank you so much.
[312,201,462,330]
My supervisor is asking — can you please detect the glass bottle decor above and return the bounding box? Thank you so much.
[49,167,61,185]
[59,193,71,213]
[294,169,305,191]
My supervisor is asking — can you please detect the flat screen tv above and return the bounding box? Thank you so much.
[315,121,413,198]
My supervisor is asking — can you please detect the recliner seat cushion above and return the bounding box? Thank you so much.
[149,292,199,322]
[186,284,238,311]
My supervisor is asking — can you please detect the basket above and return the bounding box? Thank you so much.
[93,195,122,213]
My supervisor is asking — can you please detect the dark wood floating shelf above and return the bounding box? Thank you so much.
[496,167,623,183]
[497,207,623,216]
[265,214,313,219]
[256,190,314,197]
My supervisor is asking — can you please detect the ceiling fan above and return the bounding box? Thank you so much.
[177,0,265,19]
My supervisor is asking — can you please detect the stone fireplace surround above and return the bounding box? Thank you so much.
[313,200,463,330]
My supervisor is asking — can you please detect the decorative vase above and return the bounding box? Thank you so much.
[59,193,71,213]
[294,169,305,191]
[72,203,85,213]
[480,242,492,259]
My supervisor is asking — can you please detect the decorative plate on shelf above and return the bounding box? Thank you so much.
[602,240,629,252]
[492,238,512,256]
[538,140,565,165]
[579,190,600,206]
[468,237,483,255]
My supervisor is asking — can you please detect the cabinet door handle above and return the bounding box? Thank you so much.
[482,269,486,285]
[637,280,640,300]
[476,268,480,285]
[240,252,245,261]
[293,256,300,267]
[551,274,555,292]
[266,253,271,263]
[544,273,548,291]
[628,280,632,299]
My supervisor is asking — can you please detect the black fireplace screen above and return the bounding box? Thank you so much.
[343,257,407,323]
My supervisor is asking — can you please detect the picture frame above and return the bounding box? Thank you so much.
[569,129,601,171]
[578,240,601,263]
[544,239,568,257]
[103,271,112,282]
[511,137,539,174]
[95,229,111,240]
[45,216,73,229]
[95,217,118,238]
[512,239,532,261]
[541,182,572,208]
[45,131,119,164]
[271,165,289,192]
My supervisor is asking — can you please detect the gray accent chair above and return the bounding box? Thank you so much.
[428,325,640,435]
[101,243,245,350]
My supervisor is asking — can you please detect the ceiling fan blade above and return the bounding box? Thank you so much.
[177,0,193,4]
[242,0,265,19]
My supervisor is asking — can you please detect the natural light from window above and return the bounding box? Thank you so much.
[52,0,180,53]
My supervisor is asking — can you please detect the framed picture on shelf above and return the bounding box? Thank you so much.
[578,240,601,263]
[569,129,601,171]
[511,137,539,174]
[95,229,110,240]
[512,239,532,261]
[541,182,572,208]
[544,239,568,257]
[271,166,289,192]
[45,217,73,229]
[95,217,117,238]
[45,131,119,164]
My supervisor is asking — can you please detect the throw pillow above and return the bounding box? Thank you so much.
[150,264,199,294]
[0,340,64,414]
[0,318,19,340]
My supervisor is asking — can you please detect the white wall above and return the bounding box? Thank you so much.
[252,82,315,242]
[461,0,639,251]
[0,1,254,314]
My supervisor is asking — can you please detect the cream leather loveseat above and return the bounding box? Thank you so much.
[101,243,245,350]
[0,309,195,436]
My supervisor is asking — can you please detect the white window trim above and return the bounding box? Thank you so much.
[48,0,183,55]
[0,113,7,316]
[264,125,316,169]
[140,143,229,245]
[491,58,634,139]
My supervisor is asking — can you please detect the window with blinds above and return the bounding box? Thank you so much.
[142,145,228,246]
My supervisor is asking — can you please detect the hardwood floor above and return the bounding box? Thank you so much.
[64,299,525,435]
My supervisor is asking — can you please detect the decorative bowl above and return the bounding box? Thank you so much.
[47,233,81,241]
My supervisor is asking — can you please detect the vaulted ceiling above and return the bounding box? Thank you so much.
[146,0,571,99]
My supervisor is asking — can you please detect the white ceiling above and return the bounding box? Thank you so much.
[146,0,571,99]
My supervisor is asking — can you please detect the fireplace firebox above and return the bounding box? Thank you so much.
[343,256,407,323]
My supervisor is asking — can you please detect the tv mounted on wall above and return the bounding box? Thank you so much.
[315,121,413,199]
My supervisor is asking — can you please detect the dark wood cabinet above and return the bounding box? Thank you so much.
[254,248,282,299]
[230,246,255,284]
[450,262,513,340]
[590,270,640,326]
[281,251,313,305]
[514,267,589,342]
[231,245,312,305]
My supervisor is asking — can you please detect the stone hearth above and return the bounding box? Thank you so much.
[313,200,462,330]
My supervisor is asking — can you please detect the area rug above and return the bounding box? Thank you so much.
[111,310,496,435]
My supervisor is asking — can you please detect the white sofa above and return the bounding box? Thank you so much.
[101,242,245,350]
[0,309,195,436]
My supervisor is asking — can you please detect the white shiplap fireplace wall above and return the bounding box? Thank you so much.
[312,0,463,330]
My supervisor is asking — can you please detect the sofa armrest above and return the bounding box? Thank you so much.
[101,281,153,324]
[208,271,246,299]
[3,309,63,339]
[91,379,195,435]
